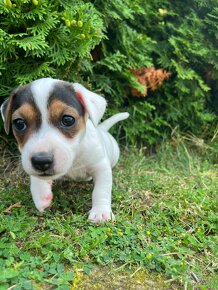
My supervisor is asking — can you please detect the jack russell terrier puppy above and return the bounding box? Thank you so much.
[1,78,129,223]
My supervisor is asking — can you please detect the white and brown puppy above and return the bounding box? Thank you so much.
[1,78,129,222]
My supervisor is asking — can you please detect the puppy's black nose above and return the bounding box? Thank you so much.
[31,152,54,172]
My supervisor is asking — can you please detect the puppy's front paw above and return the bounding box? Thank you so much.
[88,206,115,223]
[33,192,53,212]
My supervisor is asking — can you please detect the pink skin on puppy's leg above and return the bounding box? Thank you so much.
[30,176,53,212]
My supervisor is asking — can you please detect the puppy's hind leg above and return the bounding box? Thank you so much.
[30,176,53,212]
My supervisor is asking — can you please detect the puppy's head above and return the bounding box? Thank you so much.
[1,78,106,179]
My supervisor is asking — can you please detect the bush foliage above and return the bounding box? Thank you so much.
[0,0,217,145]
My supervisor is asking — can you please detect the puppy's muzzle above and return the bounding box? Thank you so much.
[31,152,54,173]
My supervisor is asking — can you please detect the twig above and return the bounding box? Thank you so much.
[130,266,142,278]
[7,285,17,290]
[164,278,178,283]
[191,272,200,283]
[114,262,129,272]
[3,202,22,214]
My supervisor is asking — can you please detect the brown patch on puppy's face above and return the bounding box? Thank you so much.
[48,83,86,138]
[11,86,41,149]
[12,102,41,149]
[48,99,86,138]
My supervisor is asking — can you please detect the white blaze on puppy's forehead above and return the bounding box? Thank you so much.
[31,78,59,121]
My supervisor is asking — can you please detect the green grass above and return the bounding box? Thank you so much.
[0,139,217,289]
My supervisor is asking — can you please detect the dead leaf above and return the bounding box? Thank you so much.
[3,202,22,214]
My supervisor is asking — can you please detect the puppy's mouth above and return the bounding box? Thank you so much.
[34,170,55,179]
[34,170,64,180]
[39,172,54,177]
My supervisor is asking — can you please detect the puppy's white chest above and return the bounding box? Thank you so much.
[68,165,91,181]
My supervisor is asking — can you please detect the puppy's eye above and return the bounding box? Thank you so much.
[13,118,27,132]
[61,115,75,127]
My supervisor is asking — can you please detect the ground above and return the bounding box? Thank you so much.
[0,137,217,289]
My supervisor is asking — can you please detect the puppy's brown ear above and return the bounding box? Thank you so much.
[73,83,107,126]
[1,90,17,134]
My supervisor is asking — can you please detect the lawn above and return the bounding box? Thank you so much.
[0,138,217,289]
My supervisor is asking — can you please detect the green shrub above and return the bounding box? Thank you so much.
[0,0,103,87]
[0,0,217,145]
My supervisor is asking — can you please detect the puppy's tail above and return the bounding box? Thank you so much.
[98,112,129,131]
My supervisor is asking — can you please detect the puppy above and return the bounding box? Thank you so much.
[1,78,129,222]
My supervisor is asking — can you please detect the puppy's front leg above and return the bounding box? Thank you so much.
[30,176,53,212]
[89,160,115,223]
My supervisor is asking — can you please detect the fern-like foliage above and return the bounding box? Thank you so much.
[0,0,217,145]
[0,0,103,93]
